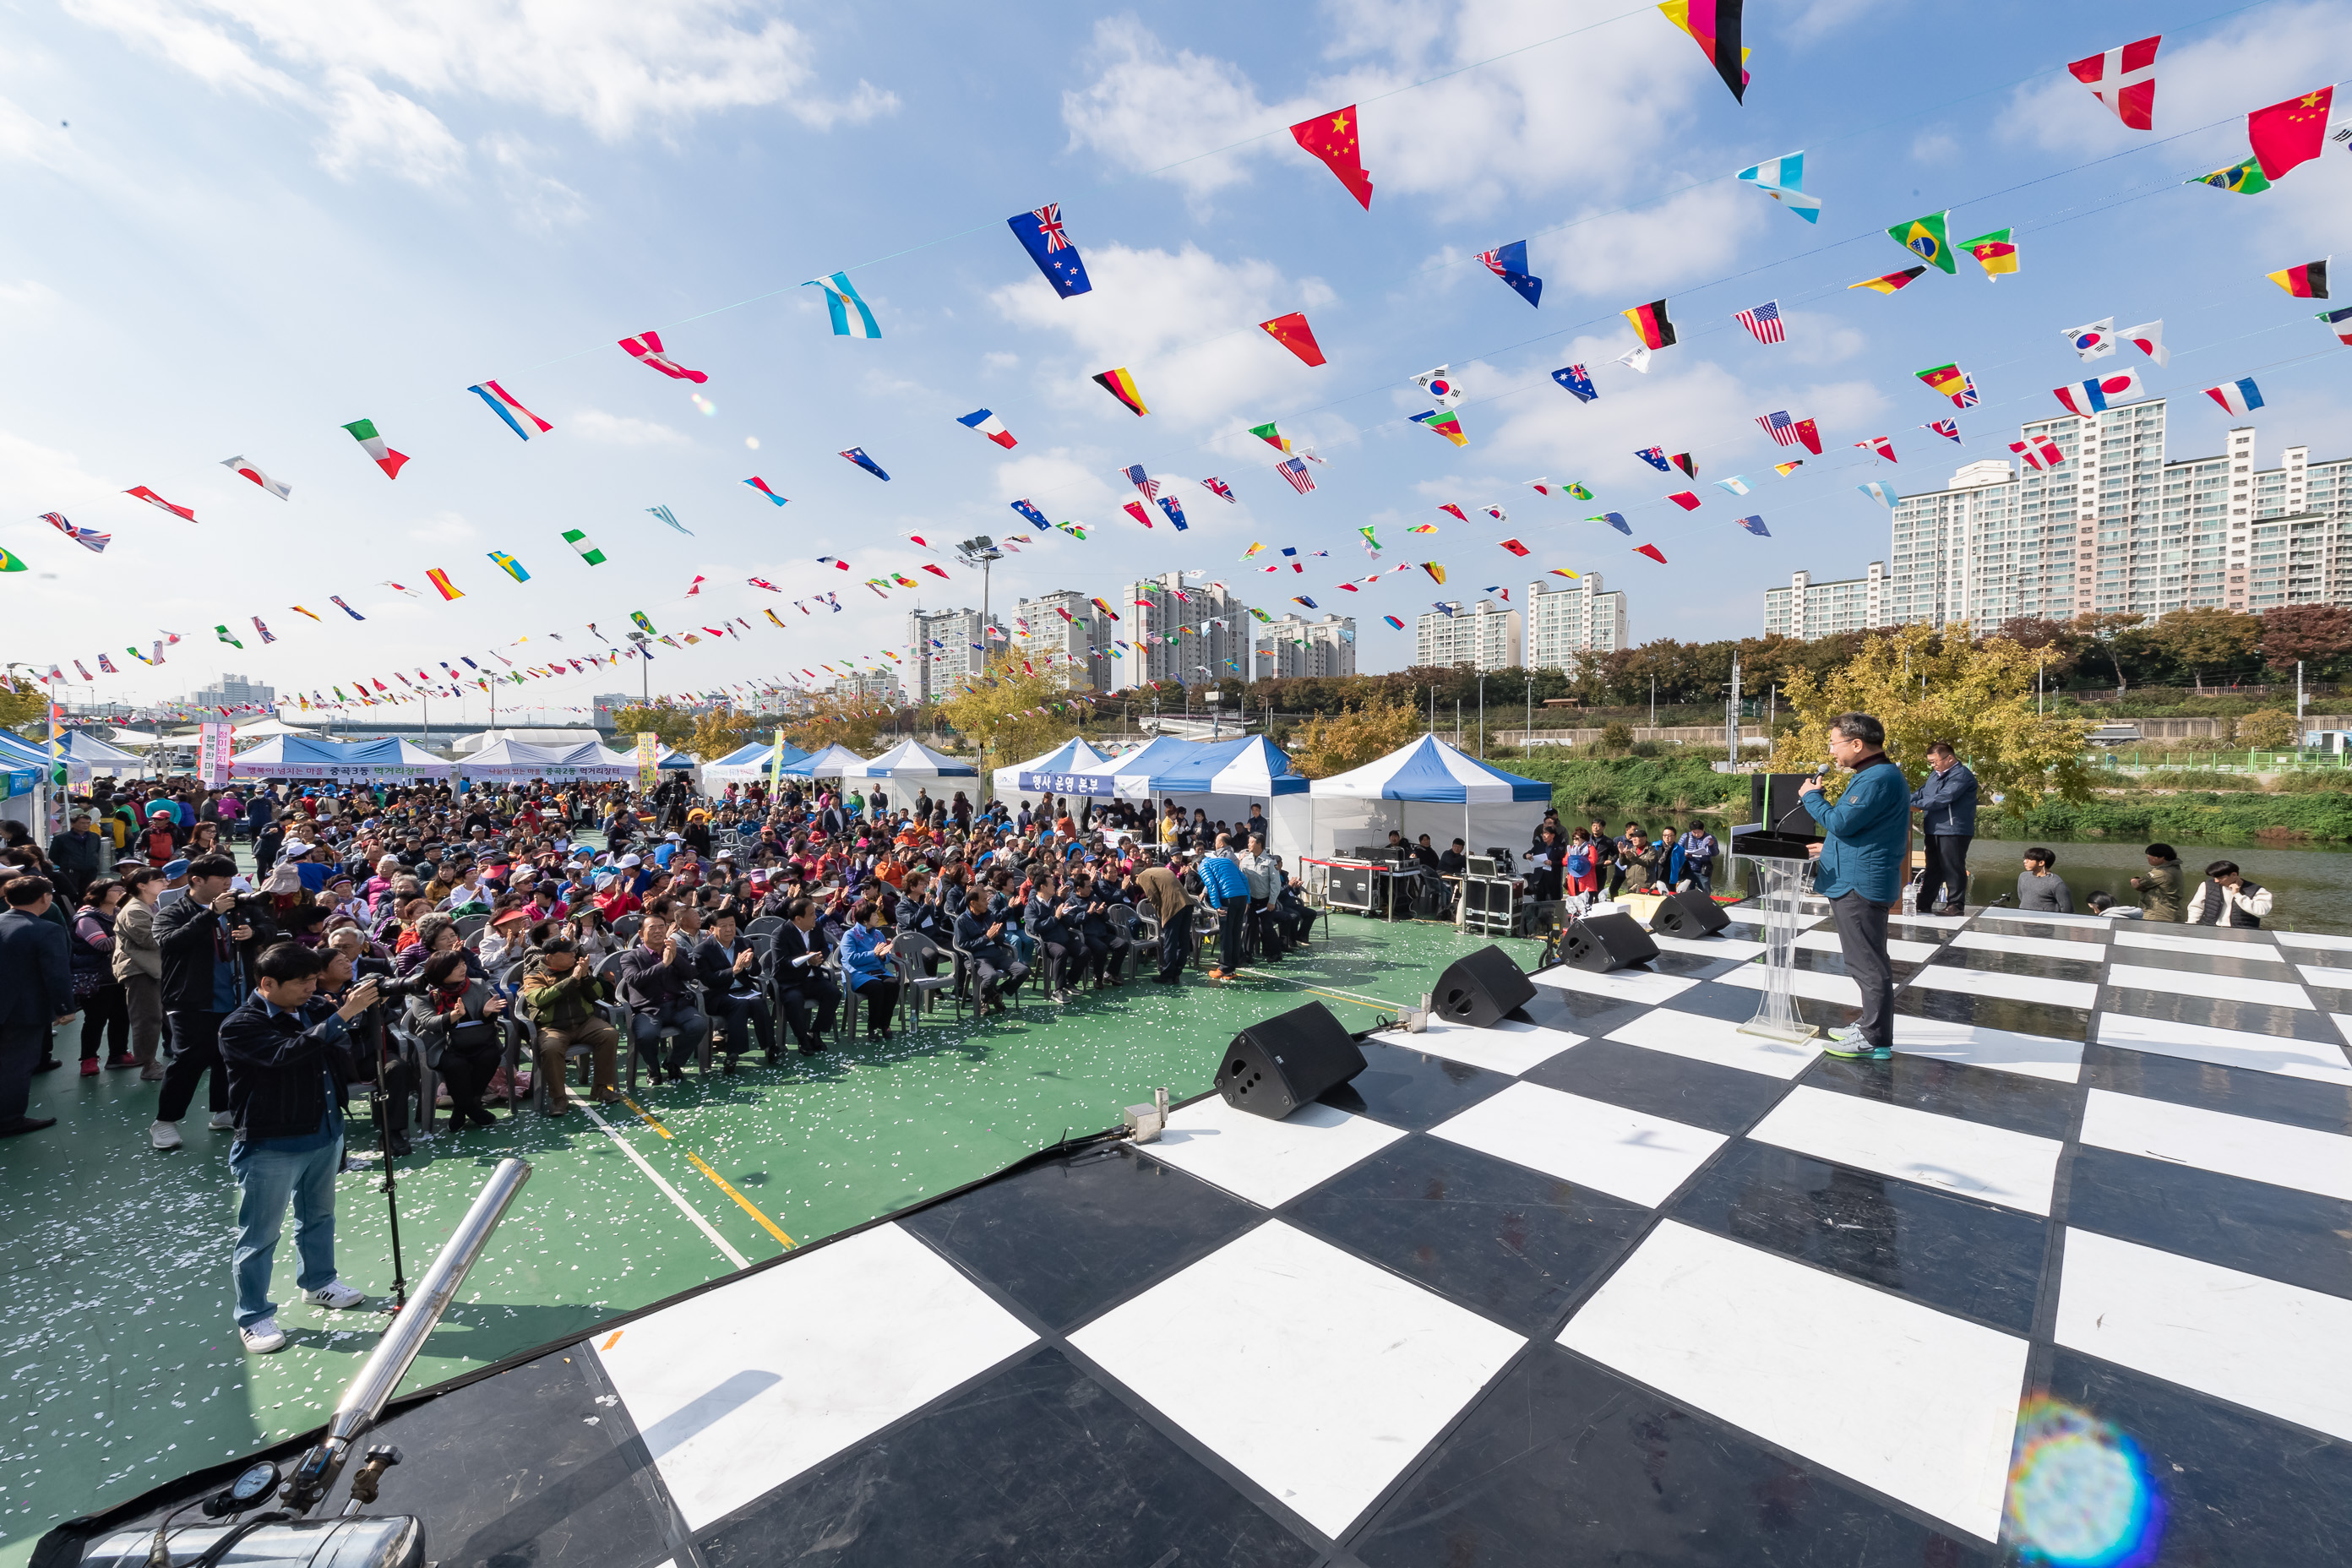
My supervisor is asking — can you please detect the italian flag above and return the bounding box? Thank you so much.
[341,418,410,479]
[564,529,607,564]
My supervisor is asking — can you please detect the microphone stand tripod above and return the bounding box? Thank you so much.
[366,1011,409,1315]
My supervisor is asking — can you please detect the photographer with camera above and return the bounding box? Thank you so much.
[150,854,281,1152]
[220,942,381,1353]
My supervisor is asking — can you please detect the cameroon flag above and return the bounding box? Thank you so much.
[1092,367,1149,416]
[1960,229,2019,280]
[1887,210,1957,273]
[1412,410,1468,446]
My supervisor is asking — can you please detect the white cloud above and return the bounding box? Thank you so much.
[991,449,1123,516]
[1060,6,1720,218]
[406,509,480,545]
[991,242,1337,428]
[1526,183,1764,303]
[0,429,102,521]
[981,351,1019,373]
[63,0,898,191]
[0,279,63,318]
[568,409,693,448]
[486,134,586,230]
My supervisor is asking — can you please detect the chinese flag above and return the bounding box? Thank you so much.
[2248,86,2333,180]
[1290,106,1372,209]
[1793,417,1823,455]
[1634,543,1669,564]
[1259,312,1327,367]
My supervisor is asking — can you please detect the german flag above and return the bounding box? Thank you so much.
[1092,367,1149,416]
[2267,259,2329,299]
[425,568,463,602]
[1658,1,1746,103]
[1621,298,1676,350]
[1849,266,1927,295]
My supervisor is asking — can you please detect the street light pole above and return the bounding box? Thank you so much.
[1478,672,1486,758]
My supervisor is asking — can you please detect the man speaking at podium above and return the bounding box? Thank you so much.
[1799,712,1908,1062]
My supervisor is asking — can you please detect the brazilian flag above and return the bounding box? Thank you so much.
[2193,158,2271,194]
[1887,210,1957,274]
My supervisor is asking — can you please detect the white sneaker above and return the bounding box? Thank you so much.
[149,1120,182,1152]
[208,1110,235,1130]
[302,1281,368,1310]
[241,1317,287,1353]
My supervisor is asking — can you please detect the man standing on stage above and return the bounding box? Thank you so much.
[1802,713,1909,1062]
[1908,740,1977,915]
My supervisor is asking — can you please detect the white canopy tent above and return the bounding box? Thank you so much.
[231,717,321,739]
[453,739,636,782]
[993,736,1109,795]
[1306,736,1552,863]
[91,727,172,749]
[58,730,144,782]
[701,738,812,787]
[778,743,868,779]
[843,738,977,781]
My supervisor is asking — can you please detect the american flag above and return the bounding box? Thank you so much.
[1278,457,1315,495]
[1734,299,1785,344]
[1756,410,1804,447]
[1122,463,1159,500]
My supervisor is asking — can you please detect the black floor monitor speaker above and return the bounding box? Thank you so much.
[1648,888,1733,938]
[1560,912,1660,972]
[1433,944,1538,1028]
[1217,1001,1367,1119]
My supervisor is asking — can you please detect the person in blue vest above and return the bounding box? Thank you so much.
[1800,713,1909,1062]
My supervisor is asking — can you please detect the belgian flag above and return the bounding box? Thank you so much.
[2267,259,2329,299]
[1092,367,1149,416]
[1621,298,1677,351]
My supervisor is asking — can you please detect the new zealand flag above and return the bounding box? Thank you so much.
[1007,203,1093,298]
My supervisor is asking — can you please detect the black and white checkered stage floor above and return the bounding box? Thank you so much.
[68,905,2352,1566]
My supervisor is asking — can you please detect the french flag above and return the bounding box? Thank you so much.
[743,476,789,506]
[2051,368,2144,418]
[2203,378,2264,416]
[467,381,553,440]
[957,408,1017,449]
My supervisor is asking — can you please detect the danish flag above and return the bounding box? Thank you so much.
[2067,36,2160,131]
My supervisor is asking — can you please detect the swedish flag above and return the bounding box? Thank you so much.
[1887,210,1957,274]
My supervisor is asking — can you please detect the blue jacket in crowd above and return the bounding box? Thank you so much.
[1197,853,1250,903]
[1909,760,1979,837]
[1803,757,1911,904]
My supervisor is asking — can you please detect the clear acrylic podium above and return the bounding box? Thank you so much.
[1732,830,1821,1046]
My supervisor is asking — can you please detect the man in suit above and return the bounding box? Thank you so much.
[770,898,839,1053]
[0,876,78,1135]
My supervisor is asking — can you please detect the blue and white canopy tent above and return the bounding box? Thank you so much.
[701,738,812,787]
[994,736,1110,796]
[1052,735,1315,859]
[0,730,53,841]
[455,739,638,782]
[844,738,977,781]
[1305,734,1552,863]
[230,734,454,781]
[777,743,869,780]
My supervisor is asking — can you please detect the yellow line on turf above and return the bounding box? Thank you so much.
[581,1104,749,1269]
[618,1095,670,1137]
[1234,969,1402,1012]
[683,1151,797,1250]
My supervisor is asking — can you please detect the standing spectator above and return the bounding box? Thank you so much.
[1197,836,1252,981]
[1802,713,1908,1062]
[2130,844,2186,923]
[151,855,259,1151]
[2186,860,2272,928]
[73,879,136,1075]
[2016,849,2073,912]
[1908,741,1979,915]
[114,868,167,1080]
[1137,852,1193,984]
[0,877,78,1135]
[219,943,378,1353]
[52,812,103,901]
[1677,821,1719,896]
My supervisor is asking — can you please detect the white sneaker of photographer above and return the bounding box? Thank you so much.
[240,1317,286,1353]
[149,1120,182,1151]
[208,1111,235,1130]
[303,1281,367,1310]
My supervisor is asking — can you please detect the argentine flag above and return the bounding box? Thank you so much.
[804,271,881,339]
[1739,151,1821,222]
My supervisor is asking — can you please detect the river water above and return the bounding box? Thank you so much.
[1730,837,2352,935]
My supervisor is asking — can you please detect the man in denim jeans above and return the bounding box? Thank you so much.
[220,943,379,1353]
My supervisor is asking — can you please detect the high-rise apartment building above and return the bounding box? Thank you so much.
[906,607,1002,705]
[1013,590,1110,691]
[1110,574,1252,689]
[1416,599,1523,670]
[1522,573,1628,670]
[191,672,275,709]
[1255,612,1357,678]
[1881,397,2349,629]
[1763,563,1888,640]
[830,670,903,705]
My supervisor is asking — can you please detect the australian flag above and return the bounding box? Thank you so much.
[1008,203,1092,298]
[1155,493,1189,531]
[1010,498,1051,531]
[1552,363,1597,402]
[1634,447,1671,472]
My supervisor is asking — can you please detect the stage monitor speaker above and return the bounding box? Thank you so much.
[1648,887,1732,938]
[1216,1001,1367,1120]
[1560,912,1660,972]
[1433,944,1538,1028]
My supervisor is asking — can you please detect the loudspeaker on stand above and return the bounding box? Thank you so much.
[1216,1000,1368,1120]
[1431,944,1538,1028]
[1560,911,1660,972]
[1647,888,1732,938]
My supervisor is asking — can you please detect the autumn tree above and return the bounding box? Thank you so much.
[608,702,695,749]
[0,678,46,735]
[2145,607,2262,690]
[1770,622,2095,817]
[1287,698,1427,778]
[2235,709,2299,749]
[932,656,1077,781]
[2259,603,2352,675]
[2070,612,2146,691]
[785,690,893,755]
[686,707,777,761]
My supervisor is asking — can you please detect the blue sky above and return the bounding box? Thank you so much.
[3,0,2348,722]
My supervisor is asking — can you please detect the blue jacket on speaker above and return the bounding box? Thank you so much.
[1801,757,1909,905]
